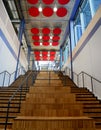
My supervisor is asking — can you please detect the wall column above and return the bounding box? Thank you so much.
[70,21,74,80]
[60,47,63,70]
[14,19,25,80]
[88,0,96,18]
[80,12,85,33]
[27,46,31,70]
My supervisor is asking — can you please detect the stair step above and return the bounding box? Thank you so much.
[95,122,101,128]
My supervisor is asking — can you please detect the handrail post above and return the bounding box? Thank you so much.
[49,71,50,85]
[3,71,6,86]
[91,77,94,93]
[8,74,11,86]
[5,101,10,130]
[26,78,28,91]
[77,74,79,87]
[19,85,23,112]
[82,72,85,88]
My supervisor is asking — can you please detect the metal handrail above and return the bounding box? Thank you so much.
[4,70,37,130]
[78,71,101,84]
[65,67,101,94]
[0,67,25,87]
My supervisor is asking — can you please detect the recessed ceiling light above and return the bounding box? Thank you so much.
[40,42,42,45]
[39,6,42,12]
[39,36,42,39]
[54,6,57,12]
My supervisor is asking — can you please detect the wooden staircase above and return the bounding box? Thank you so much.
[0,71,35,130]
[59,73,101,129]
[12,71,96,130]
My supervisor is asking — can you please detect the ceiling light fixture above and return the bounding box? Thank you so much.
[40,42,42,45]
[54,6,57,12]
[39,5,42,12]
[39,36,42,39]
[50,36,53,39]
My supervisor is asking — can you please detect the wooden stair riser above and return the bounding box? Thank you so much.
[12,117,95,130]
[0,123,12,129]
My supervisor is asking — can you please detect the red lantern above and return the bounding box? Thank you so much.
[27,0,38,4]
[52,42,59,46]
[32,35,39,41]
[42,7,53,17]
[43,42,49,46]
[42,36,50,41]
[52,36,60,41]
[33,42,40,46]
[50,51,56,55]
[34,51,40,55]
[58,0,70,5]
[53,28,61,35]
[56,7,67,17]
[42,0,54,4]
[42,51,48,55]
[31,28,39,34]
[28,7,39,17]
[42,28,50,34]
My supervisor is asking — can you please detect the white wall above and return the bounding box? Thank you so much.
[0,0,28,73]
[62,6,101,99]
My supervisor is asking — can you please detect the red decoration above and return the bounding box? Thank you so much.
[43,42,49,46]
[49,57,54,61]
[50,51,56,55]
[31,28,39,34]
[27,0,38,4]
[35,57,40,61]
[42,51,48,55]
[52,36,60,41]
[58,0,70,5]
[42,0,54,4]
[32,35,39,40]
[52,42,59,46]
[34,51,40,55]
[33,42,40,46]
[56,7,67,17]
[28,7,39,17]
[42,28,50,34]
[42,36,50,41]
[42,7,53,17]
[53,28,61,35]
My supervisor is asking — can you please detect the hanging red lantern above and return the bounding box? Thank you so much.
[52,42,59,46]
[42,36,50,41]
[32,35,39,41]
[50,51,56,55]
[33,42,40,46]
[34,51,40,55]
[42,51,48,55]
[53,28,61,35]
[43,42,49,46]
[42,7,53,17]
[27,0,38,4]
[28,7,39,17]
[42,0,54,4]
[58,0,70,5]
[52,36,60,41]
[42,28,50,34]
[56,7,68,17]
[31,28,39,34]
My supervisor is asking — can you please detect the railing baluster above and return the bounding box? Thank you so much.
[3,71,6,86]
[4,101,10,130]
[82,72,85,88]
[91,77,94,93]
